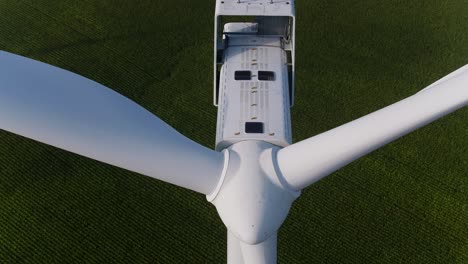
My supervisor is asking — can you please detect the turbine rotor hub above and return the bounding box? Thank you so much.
[208,140,300,245]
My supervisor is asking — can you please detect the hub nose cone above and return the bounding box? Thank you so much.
[220,186,294,245]
[208,141,300,245]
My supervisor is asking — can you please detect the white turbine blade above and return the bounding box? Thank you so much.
[277,65,468,191]
[228,231,245,264]
[227,231,277,264]
[239,233,277,264]
[0,51,225,194]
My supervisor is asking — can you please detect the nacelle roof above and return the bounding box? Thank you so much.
[215,0,295,17]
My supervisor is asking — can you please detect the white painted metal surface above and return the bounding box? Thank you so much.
[228,231,245,264]
[0,51,225,195]
[224,22,259,34]
[209,141,299,244]
[213,0,296,106]
[215,35,292,150]
[227,231,277,264]
[215,0,295,17]
[240,232,277,264]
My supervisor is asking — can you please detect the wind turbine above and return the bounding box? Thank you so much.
[0,0,467,263]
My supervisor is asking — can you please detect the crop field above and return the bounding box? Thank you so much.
[0,0,467,263]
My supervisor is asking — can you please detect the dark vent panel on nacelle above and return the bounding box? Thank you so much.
[245,122,264,133]
[235,71,252,80]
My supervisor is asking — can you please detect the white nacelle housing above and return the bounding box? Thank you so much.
[216,35,292,150]
[213,0,296,151]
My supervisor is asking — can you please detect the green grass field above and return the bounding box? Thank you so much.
[0,0,467,263]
